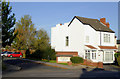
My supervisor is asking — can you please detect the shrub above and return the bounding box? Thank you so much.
[117,56,120,66]
[25,49,30,58]
[114,53,120,58]
[31,49,44,60]
[70,56,83,64]
[29,46,56,60]
[114,53,120,65]
[43,47,56,60]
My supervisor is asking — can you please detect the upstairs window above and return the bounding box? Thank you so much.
[66,36,69,46]
[104,34,110,43]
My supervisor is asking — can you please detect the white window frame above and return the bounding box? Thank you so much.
[85,50,90,59]
[92,50,96,59]
[104,34,110,43]
[105,51,113,61]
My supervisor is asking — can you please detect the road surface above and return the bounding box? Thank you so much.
[2,58,120,79]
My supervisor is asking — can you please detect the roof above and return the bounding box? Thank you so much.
[85,45,97,49]
[68,16,115,33]
[98,46,117,49]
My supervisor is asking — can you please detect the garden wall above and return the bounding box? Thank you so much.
[80,59,103,68]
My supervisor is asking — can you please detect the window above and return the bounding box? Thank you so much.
[92,50,96,59]
[86,36,89,43]
[92,53,96,59]
[14,52,20,54]
[104,34,110,43]
[85,50,90,59]
[105,52,113,61]
[66,36,69,46]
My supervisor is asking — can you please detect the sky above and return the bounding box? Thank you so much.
[10,2,118,39]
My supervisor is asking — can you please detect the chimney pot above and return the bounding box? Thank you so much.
[106,22,110,28]
[100,18,106,25]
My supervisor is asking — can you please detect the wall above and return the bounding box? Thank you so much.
[69,18,85,57]
[84,25,99,48]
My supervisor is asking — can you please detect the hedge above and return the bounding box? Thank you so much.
[114,53,120,58]
[70,56,83,64]
[117,56,120,66]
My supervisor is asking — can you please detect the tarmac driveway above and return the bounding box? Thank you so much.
[2,58,120,79]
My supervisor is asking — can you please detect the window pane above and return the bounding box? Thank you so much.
[105,52,113,61]
[66,36,69,46]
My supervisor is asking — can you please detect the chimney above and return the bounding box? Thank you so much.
[106,22,110,28]
[60,23,62,26]
[100,18,106,25]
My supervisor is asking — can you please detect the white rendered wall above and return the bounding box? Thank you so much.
[69,18,85,58]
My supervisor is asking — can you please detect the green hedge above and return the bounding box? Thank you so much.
[70,56,83,64]
[114,53,120,58]
[117,56,120,66]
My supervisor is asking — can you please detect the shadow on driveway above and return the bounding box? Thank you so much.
[79,68,120,79]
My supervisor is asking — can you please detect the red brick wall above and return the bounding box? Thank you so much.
[81,59,103,68]
[56,52,78,56]
[56,52,78,63]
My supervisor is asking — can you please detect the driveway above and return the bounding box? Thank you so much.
[2,58,120,79]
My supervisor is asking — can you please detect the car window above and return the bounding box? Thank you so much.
[14,52,20,54]
[7,52,13,54]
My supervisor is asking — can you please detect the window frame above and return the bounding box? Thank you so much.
[104,34,110,43]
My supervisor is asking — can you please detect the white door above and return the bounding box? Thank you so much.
[97,51,103,62]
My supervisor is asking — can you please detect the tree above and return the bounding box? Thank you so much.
[12,15,36,50]
[2,1,17,47]
[34,29,49,50]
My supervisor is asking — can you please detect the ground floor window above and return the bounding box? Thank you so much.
[85,50,90,59]
[92,53,96,59]
[105,51,113,61]
[92,50,96,59]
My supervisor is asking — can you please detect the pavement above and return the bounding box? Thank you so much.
[2,58,120,79]
[22,59,94,70]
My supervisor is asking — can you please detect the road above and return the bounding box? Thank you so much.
[2,58,120,79]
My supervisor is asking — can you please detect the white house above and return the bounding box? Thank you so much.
[51,16,117,63]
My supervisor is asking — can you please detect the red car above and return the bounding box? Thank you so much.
[7,52,23,58]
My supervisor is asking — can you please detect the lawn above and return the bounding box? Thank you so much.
[41,60,56,63]
[28,58,68,65]
[59,63,68,65]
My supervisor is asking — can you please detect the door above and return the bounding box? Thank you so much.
[97,51,103,62]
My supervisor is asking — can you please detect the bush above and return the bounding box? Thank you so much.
[114,53,120,58]
[114,53,120,65]
[43,47,56,60]
[30,49,44,60]
[25,49,30,58]
[70,56,83,64]
[28,46,56,60]
[117,56,120,66]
